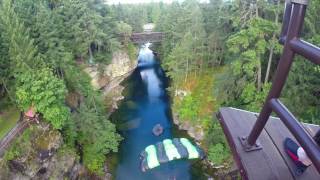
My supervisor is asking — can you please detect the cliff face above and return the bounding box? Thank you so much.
[84,50,137,112]
[85,51,136,90]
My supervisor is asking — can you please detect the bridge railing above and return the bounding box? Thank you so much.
[130,32,164,44]
[242,0,320,172]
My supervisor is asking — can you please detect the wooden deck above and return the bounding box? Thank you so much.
[217,107,320,180]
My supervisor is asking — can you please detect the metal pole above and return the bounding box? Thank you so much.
[247,2,308,146]
[290,39,320,65]
[279,1,293,44]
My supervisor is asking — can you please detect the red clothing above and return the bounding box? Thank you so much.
[25,107,35,118]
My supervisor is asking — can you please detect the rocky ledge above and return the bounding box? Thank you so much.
[84,50,137,113]
[172,89,204,142]
[173,113,204,142]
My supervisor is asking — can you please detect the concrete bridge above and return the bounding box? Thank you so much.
[130,32,164,44]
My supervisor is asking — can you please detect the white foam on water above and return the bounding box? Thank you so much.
[139,42,163,102]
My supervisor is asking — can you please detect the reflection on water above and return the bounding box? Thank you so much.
[114,43,195,180]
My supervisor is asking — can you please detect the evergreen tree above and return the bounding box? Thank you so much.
[0,0,70,129]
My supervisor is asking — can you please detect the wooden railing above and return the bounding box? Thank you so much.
[242,0,320,172]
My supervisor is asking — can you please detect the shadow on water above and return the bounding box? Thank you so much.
[110,43,207,180]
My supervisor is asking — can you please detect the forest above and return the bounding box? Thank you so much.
[113,0,320,166]
[0,0,319,178]
[0,0,123,175]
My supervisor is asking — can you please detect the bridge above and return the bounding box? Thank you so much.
[130,32,164,44]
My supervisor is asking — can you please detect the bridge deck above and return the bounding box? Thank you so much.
[217,107,320,180]
[130,32,164,44]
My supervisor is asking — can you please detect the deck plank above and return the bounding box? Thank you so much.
[239,109,293,179]
[218,107,320,180]
[219,108,293,180]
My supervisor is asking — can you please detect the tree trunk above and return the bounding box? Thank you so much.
[88,46,94,64]
[185,58,189,83]
[265,39,275,83]
[257,61,262,91]
[1,79,14,102]
[265,1,280,84]
[255,2,259,18]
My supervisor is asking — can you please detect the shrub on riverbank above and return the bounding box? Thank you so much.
[171,68,232,166]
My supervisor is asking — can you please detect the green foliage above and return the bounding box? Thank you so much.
[117,21,133,36]
[117,21,133,46]
[283,59,320,124]
[178,95,199,122]
[174,71,216,126]
[220,5,281,111]
[112,3,148,32]
[83,151,105,175]
[3,127,33,161]
[16,68,69,129]
[240,83,271,112]
[0,107,20,139]
[280,0,320,124]
[227,17,276,80]
[0,0,122,175]
[127,42,137,61]
[0,0,70,129]
[172,70,231,165]
[208,143,230,165]
[1,0,319,175]
[68,102,122,173]
[0,0,42,74]
[0,23,10,90]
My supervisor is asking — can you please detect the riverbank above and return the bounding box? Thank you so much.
[169,67,236,176]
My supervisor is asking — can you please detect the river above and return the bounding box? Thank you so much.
[110,44,205,180]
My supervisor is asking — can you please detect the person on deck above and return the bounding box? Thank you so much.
[284,130,320,175]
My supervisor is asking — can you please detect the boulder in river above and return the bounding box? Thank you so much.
[152,124,164,136]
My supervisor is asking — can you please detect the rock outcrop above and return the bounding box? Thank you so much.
[84,50,137,112]
[0,123,76,179]
[173,113,204,142]
[172,90,204,142]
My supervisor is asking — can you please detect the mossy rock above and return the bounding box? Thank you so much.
[65,92,82,110]
[34,127,62,151]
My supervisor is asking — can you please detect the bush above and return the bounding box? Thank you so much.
[208,143,230,165]
[16,68,70,129]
